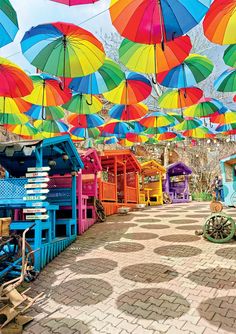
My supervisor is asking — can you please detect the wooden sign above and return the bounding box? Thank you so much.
[23,195,47,201]
[26,172,48,178]
[23,208,47,214]
[26,189,49,195]
[25,183,48,189]
[26,214,49,220]
[28,177,50,183]
[27,167,50,172]
[28,202,46,207]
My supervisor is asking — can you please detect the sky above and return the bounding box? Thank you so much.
[1,0,113,71]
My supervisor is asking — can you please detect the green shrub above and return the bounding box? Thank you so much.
[192,192,212,201]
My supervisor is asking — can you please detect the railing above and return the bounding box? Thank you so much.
[0,178,27,203]
[127,186,138,203]
[100,181,116,202]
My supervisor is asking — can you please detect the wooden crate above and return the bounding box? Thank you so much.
[0,217,11,237]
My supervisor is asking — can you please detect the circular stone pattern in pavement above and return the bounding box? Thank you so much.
[104,242,145,253]
[186,214,208,218]
[169,219,199,224]
[42,319,92,333]
[188,267,236,289]
[120,263,178,283]
[123,232,158,240]
[159,234,201,242]
[155,214,180,218]
[198,296,236,332]
[175,225,203,231]
[117,288,190,320]
[215,247,236,260]
[71,258,118,275]
[154,244,202,257]
[52,278,113,306]
[135,218,161,223]
[140,224,170,230]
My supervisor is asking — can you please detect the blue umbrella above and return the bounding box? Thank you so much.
[0,0,18,48]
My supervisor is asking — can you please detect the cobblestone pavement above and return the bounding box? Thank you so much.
[25,202,236,334]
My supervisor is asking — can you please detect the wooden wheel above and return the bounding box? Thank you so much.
[163,192,172,204]
[95,199,106,222]
[210,200,223,213]
[203,213,236,243]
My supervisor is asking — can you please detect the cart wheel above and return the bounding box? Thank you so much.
[163,192,172,204]
[210,200,223,213]
[95,199,106,222]
[203,213,236,243]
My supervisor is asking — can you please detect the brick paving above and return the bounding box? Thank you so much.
[24,202,236,334]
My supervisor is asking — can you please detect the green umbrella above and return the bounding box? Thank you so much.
[174,118,202,131]
[183,98,223,118]
[223,45,236,67]
[0,0,18,48]
[34,120,69,134]
[214,68,236,93]
[26,105,65,120]
[63,94,102,114]
[0,112,28,125]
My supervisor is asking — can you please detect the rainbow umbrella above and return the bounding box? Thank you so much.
[157,54,214,88]
[152,132,178,141]
[210,110,236,124]
[203,0,236,45]
[109,103,148,121]
[144,126,168,135]
[214,68,236,93]
[128,121,146,134]
[167,112,184,123]
[119,139,134,147]
[0,97,31,114]
[183,98,223,118]
[0,112,28,125]
[25,105,64,120]
[103,72,152,104]
[126,133,148,143]
[104,137,119,145]
[51,0,99,5]
[63,93,102,114]
[21,22,105,82]
[0,0,18,47]
[119,36,192,75]
[5,123,38,138]
[69,58,125,94]
[70,127,100,139]
[0,57,33,98]
[223,45,236,67]
[34,120,69,134]
[215,123,236,133]
[183,126,215,138]
[67,114,104,128]
[174,118,202,131]
[110,0,211,44]
[158,87,203,109]
[140,112,176,128]
[101,120,132,136]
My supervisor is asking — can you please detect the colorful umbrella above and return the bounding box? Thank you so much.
[234,95,236,103]
[0,112,28,125]
[167,112,184,123]
[101,120,132,136]
[23,74,71,119]
[103,137,119,145]
[129,121,146,134]
[223,45,236,68]
[0,0,18,47]
[0,97,31,114]
[34,120,69,134]
[214,68,236,93]
[118,139,134,147]
[51,0,99,5]
[157,54,214,88]
[126,133,148,143]
[144,126,168,135]
[210,110,236,124]
[119,36,192,75]
[103,72,152,104]
[63,93,102,114]
[183,98,223,118]
[67,113,104,128]
[70,127,100,139]
[140,111,176,128]
[110,0,211,44]
[203,0,236,45]
[25,105,65,120]
[183,126,215,138]
[5,123,38,138]
[21,22,105,81]
[158,87,203,109]
[0,57,33,98]
[69,58,125,94]
[174,117,202,131]
[152,132,178,141]
[109,103,148,121]
[215,123,236,133]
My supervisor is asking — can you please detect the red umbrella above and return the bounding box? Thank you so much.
[51,0,99,4]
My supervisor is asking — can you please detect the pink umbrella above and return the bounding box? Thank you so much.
[51,0,99,5]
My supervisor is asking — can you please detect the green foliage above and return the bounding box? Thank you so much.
[192,192,212,201]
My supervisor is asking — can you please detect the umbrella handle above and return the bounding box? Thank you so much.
[86,94,93,105]
[152,77,157,85]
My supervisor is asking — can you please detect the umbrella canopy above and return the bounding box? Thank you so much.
[67,113,104,128]
[34,119,69,133]
[103,72,152,104]
[223,45,236,67]
[203,0,236,45]
[0,57,33,98]
[5,123,38,138]
[103,137,119,145]
[0,112,28,125]
[69,58,125,94]
[140,111,176,127]
[0,0,18,48]
[0,97,31,114]
[110,0,211,44]
[126,133,148,143]
[174,117,202,131]
[158,87,203,109]
[144,126,168,135]
[183,98,223,118]
[63,93,102,114]
[109,103,148,121]
[101,120,132,135]
[23,74,71,109]
[214,68,236,93]
[167,112,184,123]
[51,0,99,5]
[129,121,146,134]
[215,123,236,133]
[183,126,215,138]
[153,132,178,141]
[25,105,65,120]
[157,54,214,88]
[119,36,192,75]
[70,126,100,139]
[210,110,236,124]
[119,139,134,147]
[21,22,105,80]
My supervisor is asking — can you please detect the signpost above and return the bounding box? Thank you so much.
[26,189,49,195]
[26,215,49,220]
[26,172,48,178]
[27,167,50,172]
[23,208,47,214]
[28,178,50,183]
[25,183,48,189]
[23,195,47,201]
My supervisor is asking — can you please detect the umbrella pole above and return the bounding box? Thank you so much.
[62,35,67,90]
[86,75,93,105]
[42,81,46,121]
[152,45,157,85]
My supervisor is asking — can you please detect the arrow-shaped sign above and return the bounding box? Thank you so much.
[27,167,50,172]
[26,214,49,220]
[27,202,47,207]
[28,178,50,183]
[26,189,49,195]
[23,208,47,214]
[25,183,48,189]
[23,195,47,201]
[26,172,48,178]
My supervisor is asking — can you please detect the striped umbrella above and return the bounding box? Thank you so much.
[183,126,215,138]
[109,103,148,121]
[144,126,168,135]
[63,93,102,114]
[210,110,236,124]
[5,123,38,138]
[183,98,223,118]
[158,87,203,109]
[0,112,28,125]
[70,127,100,139]
[34,120,69,134]
[214,68,236,93]
[174,118,202,131]
[0,0,18,47]
[223,45,236,67]
[0,97,32,114]
[67,114,104,128]
[101,120,132,136]
[153,132,178,141]
[25,105,65,120]
[140,112,176,128]
[126,133,148,143]
[215,123,236,133]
